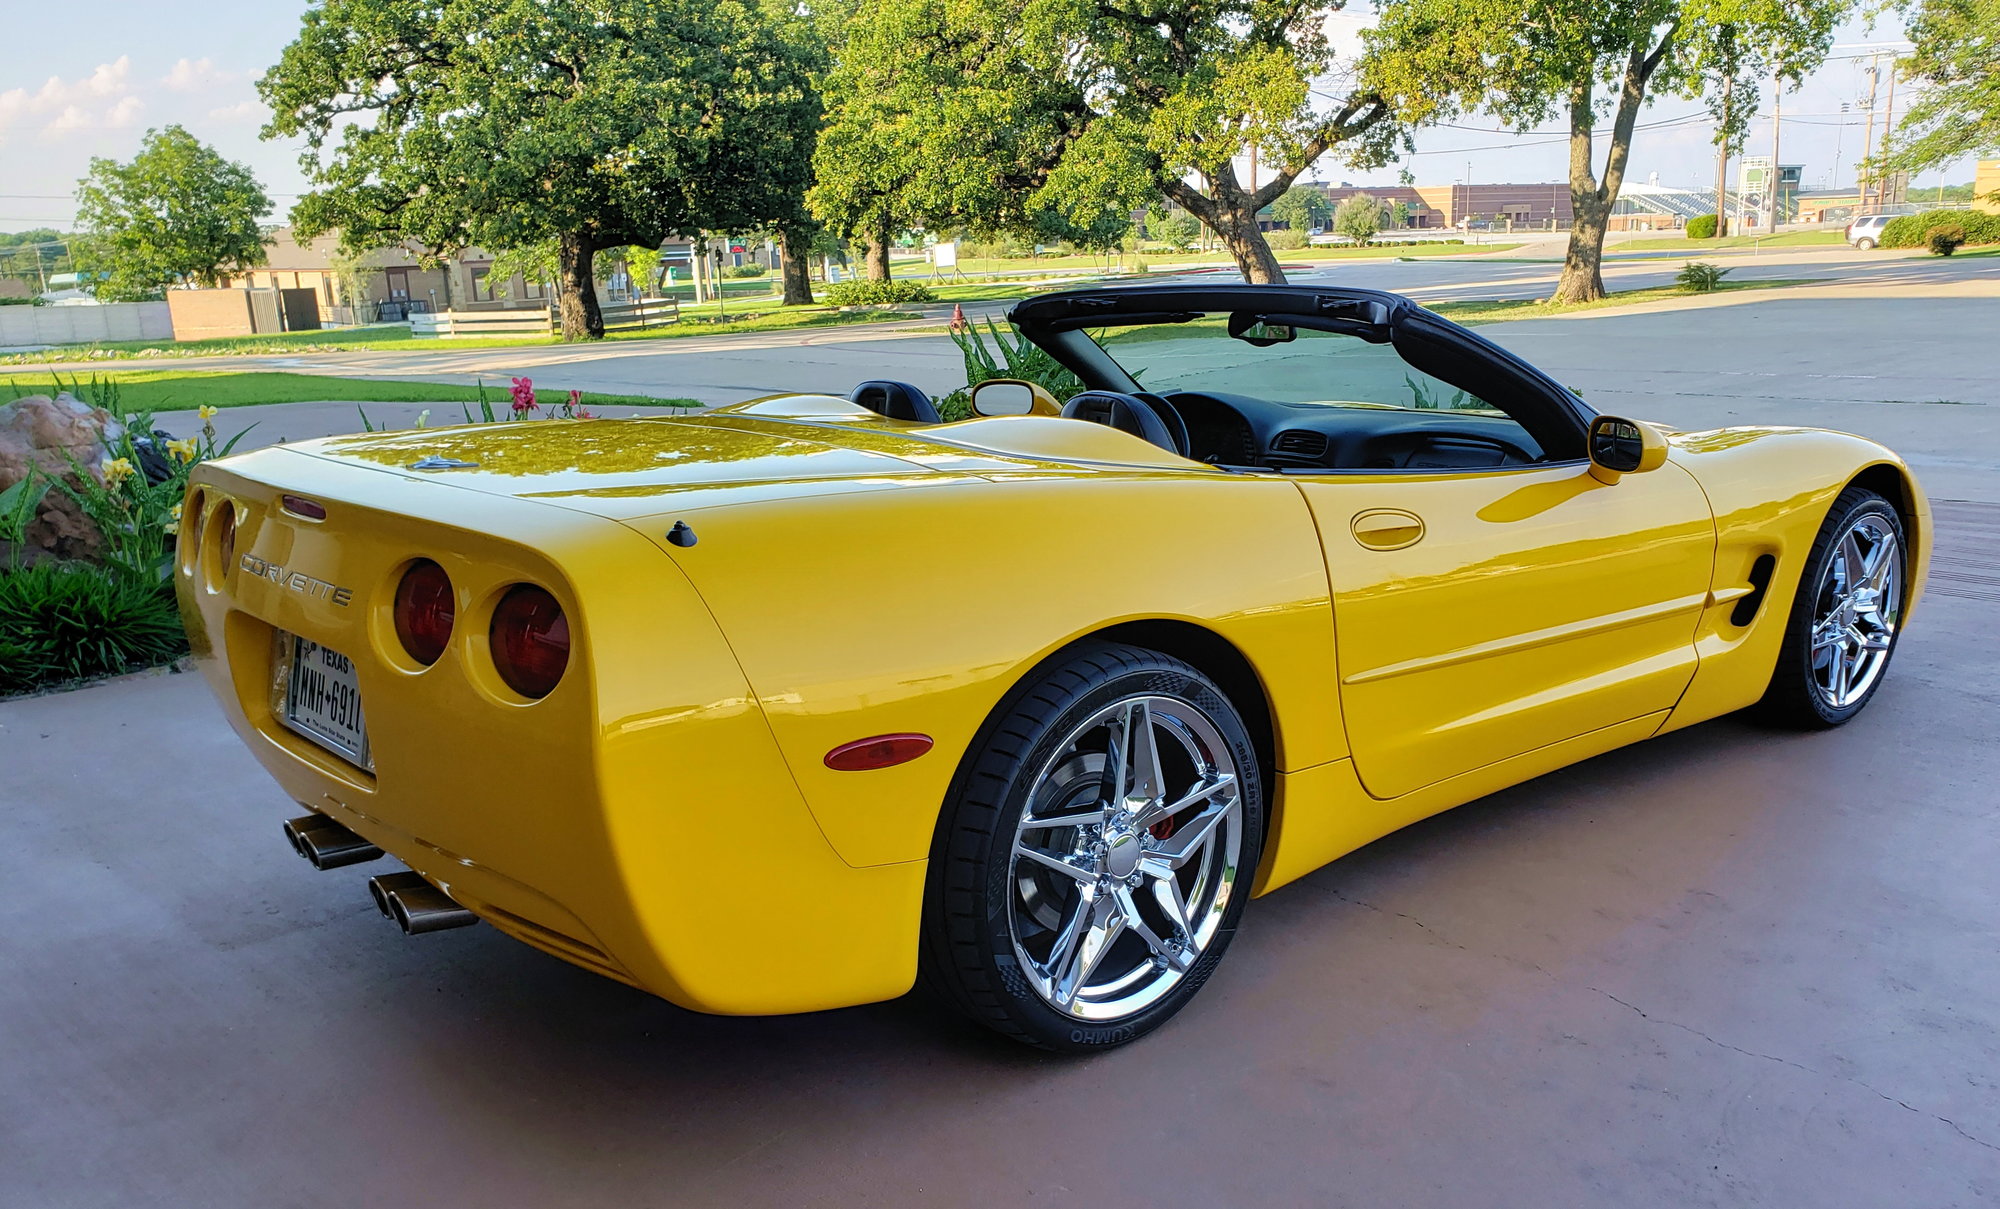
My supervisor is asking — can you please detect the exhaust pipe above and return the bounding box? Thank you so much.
[284,814,383,870]
[367,871,478,935]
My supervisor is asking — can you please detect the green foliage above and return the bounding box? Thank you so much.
[1880,208,2000,248]
[822,279,935,305]
[723,263,770,278]
[1332,193,1383,244]
[1927,226,1967,255]
[0,229,73,296]
[1675,261,1730,292]
[1403,374,1475,410]
[1266,228,1308,250]
[809,0,1395,283]
[1269,186,1333,232]
[1887,0,2000,179]
[949,316,1085,402]
[71,126,271,301]
[1156,214,1203,251]
[262,0,822,339]
[0,562,187,695]
[0,478,51,551]
[1685,213,1719,239]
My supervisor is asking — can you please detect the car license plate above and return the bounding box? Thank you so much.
[281,633,371,768]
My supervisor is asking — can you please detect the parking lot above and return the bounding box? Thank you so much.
[4,272,1999,1206]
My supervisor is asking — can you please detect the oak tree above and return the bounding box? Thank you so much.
[72,126,271,301]
[261,0,819,340]
[1365,0,1847,301]
[1887,0,2000,187]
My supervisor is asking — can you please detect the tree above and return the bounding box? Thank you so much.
[1157,213,1203,251]
[1270,185,1334,232]
[1386,199,1411,229]
[810,0,1396,285]
[1332,193,1382,244]
[261,0,820,340]
[71,126,270,301]
[1887,0,2000,188]
[1365,0,1847,302]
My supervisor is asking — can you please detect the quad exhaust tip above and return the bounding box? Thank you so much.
[284,814,383,870]
[367,870,479,935]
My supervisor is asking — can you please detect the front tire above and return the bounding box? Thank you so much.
[1756,487,1907,728]
[921,642,1263,1052]
[1855,237,1877,250]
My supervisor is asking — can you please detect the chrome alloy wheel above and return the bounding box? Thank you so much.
[1808,514,1902,710]
[1007,695,1243,1022]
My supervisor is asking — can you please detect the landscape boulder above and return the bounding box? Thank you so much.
[0,393,123,562]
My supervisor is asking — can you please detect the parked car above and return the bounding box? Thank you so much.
[1846,213,1894,249]
[180,284,1928,1052]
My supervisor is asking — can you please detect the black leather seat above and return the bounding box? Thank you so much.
[851,380,940,423]
[1060,391,1190,457]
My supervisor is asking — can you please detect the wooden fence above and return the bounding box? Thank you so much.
[409,297,680,338]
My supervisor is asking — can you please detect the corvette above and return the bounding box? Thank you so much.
[178,284,1927,1051]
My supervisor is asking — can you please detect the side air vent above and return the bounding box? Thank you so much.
[1270,430,1329,459]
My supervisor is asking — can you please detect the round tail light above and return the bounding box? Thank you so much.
[490,584,569,699]
[393,559,455,665]
[181,489,206,570]
[214,504,236,577]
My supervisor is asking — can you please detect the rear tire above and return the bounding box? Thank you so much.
[921,642,1263,1052]
[1755,487,1907,728]
[1855,237,1877,250]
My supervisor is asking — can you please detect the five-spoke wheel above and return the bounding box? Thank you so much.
[1760,486,1909,727]
[923,643,1262,1050]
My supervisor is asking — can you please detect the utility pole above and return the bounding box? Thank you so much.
[1770,83,1783,229]
[1714,73,1734,236]
[1859,58,1881,211]
[1879,64,1899,209]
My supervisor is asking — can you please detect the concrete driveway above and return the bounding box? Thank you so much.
[3,517,1998,1209]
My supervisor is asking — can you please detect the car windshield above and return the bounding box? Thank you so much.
[1092,316,1504,416]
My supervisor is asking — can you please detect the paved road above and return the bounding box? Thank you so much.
[3,504,1996,1208]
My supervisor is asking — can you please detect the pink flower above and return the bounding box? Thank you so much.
[507,376,538,415]
[575,408,596,420]
[568,389,582,407]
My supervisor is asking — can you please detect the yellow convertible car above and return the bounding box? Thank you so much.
[178,285,1926,1051]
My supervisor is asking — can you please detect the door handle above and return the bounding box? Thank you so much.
[1350,509,1425,550]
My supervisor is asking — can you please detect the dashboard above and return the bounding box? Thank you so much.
[1161,390,1545,472]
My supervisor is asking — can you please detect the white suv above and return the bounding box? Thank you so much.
[1846,214,1892,249]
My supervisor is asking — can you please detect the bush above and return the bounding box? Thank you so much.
[1927,225,1967,256]
[0,562,188,694]
[1685,213,1719,240]
[1266,228,1308,250]
[822,279,936,306]
[1880,208,2000,249]
[949,316,1083,405]
[722,263,768,278]
[1676,261,1731,292]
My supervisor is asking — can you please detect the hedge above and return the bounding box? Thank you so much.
[822,279,936,306]
[1880,209,2000,249]
[1685,214,1719,240]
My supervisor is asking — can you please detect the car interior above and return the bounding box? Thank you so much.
[1004,286,1595,473]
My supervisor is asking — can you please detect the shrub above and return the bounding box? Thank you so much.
[1927,225,1966,256]
[1266,228,1308,250]
[822,279,936,306]
[1676,261,1730,292]
[1880,208,2000,249]
[950,316,1083,403]
[723,263,768,278]
[1685,213,1719,240]
[0,562,188,694]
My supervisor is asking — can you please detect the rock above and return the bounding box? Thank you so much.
[0,393,125,561]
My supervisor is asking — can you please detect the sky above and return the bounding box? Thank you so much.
[0,1,1978,238]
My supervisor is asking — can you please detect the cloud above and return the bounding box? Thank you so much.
[0,56,142,145]
[163,57,240,93]
[207,99,264,125]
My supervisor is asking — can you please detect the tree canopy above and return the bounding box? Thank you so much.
[810,0,1395,284]
[1888,0,2000,186]
[1366,0,1848,301]
[261,0,820,339]
[1331,193,1381,243]
[1270,186,1333,232]
[71,126,271,301]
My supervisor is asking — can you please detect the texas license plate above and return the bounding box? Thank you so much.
[281,633,371,768]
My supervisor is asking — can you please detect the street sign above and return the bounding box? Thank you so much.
[933,241,958,268]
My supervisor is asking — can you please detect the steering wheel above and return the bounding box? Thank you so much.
[1060,391,1190,457]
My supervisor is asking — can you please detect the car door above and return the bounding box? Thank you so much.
[1297,462,1714,800]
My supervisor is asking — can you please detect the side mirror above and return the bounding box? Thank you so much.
[970,378,1058,417]
[1588,415,1669,483]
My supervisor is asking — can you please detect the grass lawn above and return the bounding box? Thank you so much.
[1613,231,1846,253]
[1428,277,1822,323]
[2,370,696,413]
[940,242,1522,277]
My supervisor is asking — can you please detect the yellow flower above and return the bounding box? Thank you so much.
[166,437,198,463]
[164,503,183,535]
[102,457,135,489]
[198,405,219,420]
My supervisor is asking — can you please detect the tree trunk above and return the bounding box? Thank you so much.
[555,231,604,340]
[1215,204,1287,284]
[777,225,815,306]
[864,215,892,281]
[1554,197,1610,303]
